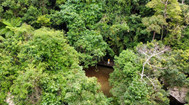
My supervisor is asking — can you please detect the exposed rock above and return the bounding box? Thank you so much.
[169,87,189,104]
[5,92,14,105]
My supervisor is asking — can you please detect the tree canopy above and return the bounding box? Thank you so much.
[0,0,189,104]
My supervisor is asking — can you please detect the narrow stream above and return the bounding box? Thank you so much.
[85,66,113,97]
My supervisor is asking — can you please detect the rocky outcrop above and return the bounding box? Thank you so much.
[6,92,14,105]
[169,87,189,104]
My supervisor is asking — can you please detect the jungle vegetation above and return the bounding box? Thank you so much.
[0,0,189,105]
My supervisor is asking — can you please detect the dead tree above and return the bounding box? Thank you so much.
[136,42,170,89]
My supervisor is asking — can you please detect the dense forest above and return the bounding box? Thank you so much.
[0,0,189,105]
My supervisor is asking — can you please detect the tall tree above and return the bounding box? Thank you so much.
[146,0,184,45]
[142,15,167,40]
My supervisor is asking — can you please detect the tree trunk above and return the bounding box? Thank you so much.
[161,26,164,40]
[164,0,168,19]
[152,31,156,41]
[182,0,185,4]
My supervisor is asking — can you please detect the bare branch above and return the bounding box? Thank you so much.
[138,49,149,57]
[160,0,164,4]
[140,46,170,79]
[182,0,185,4]
[145,75,156,89]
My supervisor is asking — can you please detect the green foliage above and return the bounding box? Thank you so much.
[109,50,141,104]
[56,0,66,5]
[0,6,3,17]
[123,78,151,105]
[163,49,189,87]
[146,0,187,46]
[146,0,182,21]
[0,24,109,104]
[94,17,130,54]
[52,0,152,58]
[0,18,21,38]
[18,27,78,70]
[74,30,108,68]
[110,49,169,105]
[171,49,189,74]
[142,15,167,40]
[0,52,17,104]
[110,50,140,86]
[52,1,109,68]
[22,6,41,27]
[136,41,189,87]
[0,0,52,27]
[0,0,189,104]
[125,15,149,47]
[180,4,189,25]
[0,23,33,104]
[36,15,51,27]
[175,26,189,50]
[52,1,103,28]
[93,0,152,55]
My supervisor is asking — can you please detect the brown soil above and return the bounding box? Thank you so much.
[85,66,113,97]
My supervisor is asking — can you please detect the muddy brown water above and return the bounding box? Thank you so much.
[85,66,184,105]
[85,66,113,97]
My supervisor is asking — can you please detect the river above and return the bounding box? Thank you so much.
[85,66,113,97]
